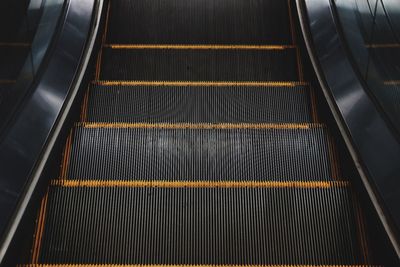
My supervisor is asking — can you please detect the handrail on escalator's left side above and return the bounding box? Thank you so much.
[0,0,103,264]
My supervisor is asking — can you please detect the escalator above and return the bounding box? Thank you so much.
[9,0,381,265]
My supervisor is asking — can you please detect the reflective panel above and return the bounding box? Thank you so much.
[0,0,65,131]
[334,0,400,133]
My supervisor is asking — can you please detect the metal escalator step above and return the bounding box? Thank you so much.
[36,185,362,264]
[0,45,29,80]
[18,265,380,267]
[106,0,293,44]
[86,84,313,123]
[99,48,298,81]
[66,125,336,181]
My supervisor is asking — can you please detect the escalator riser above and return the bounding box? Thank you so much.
[100,48,299,81]
[66,127,336,181]
[38,186,361,264]
[86,84,313,123]
[106,0,292,44]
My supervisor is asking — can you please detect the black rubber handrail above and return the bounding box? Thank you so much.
[0,0,101,263]
[296,0,400,258]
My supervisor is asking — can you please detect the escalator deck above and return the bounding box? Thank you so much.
[21,0,376,266]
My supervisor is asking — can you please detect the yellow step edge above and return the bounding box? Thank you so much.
[0,79,16,84]
[77,122,324,130]
[384,80,400,85]
[104,44,297,50]
[17,264,382,267]
[51,180,349,188]
[94,80,308,87]
[366,43,400,48]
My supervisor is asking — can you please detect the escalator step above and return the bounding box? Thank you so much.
[36,185,362,264]
[100,48,298,81]
[66,125,337,181]
[0,45,29,80]
[106,0,293,44]
[86,84,313,123]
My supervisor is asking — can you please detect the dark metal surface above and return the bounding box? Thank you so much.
[39,185,361,264]
[87,84,313,123]
[101,48,299,81]
[107,0,292,44]
[0,0,96,262]
[299,0,400,254]
[67,126,334,181]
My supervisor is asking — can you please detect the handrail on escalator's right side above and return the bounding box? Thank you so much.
[296,0,400,261]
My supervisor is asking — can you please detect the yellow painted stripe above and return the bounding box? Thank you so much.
[31,192,48,263]
[0,42,30,47]
[104,44,296,50]
[0,80,16,84]
[78,122,323,130]
[52,180,349,188]
[95,80,308,87]
[384,80,400,85]
[17,264,381,267]
[366,43,400,48]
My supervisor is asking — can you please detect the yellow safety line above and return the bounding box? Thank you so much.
[95,80,308,87]
[352,191,371,264]
[327,133,341,181]
[80,86,90,122]
[308,85,319,123]
[366,43,400,48]
[104,44,297,50]
[59,130,73,179]
[77,122,323,130]
[0,80,16,84]
[17,264,382,267]
[384,80,400,85]
[94,0,111,81]
[30,191,49,263]
[0,42,30,47]
[287,0,297,46]
[51,179,349,188]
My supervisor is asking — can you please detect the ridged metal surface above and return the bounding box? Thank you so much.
[0,46,29,79]
[100,48,298,81]
[86,84,313,123]
[66,126,335,181]
[38,186,361,264]
[106,0,292,44]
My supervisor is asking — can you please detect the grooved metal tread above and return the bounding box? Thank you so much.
[18,265,381,267]
[100,48,298,81]
[106,0,292,44]
[36,185,363,264]
[66,125,338,181]
[86,84,313,123]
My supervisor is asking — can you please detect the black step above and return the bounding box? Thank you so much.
[86,84,313,123]
[106,0,293,44]
[100,48,298,81]
[67,126,336,181]
[38,185,362,264]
